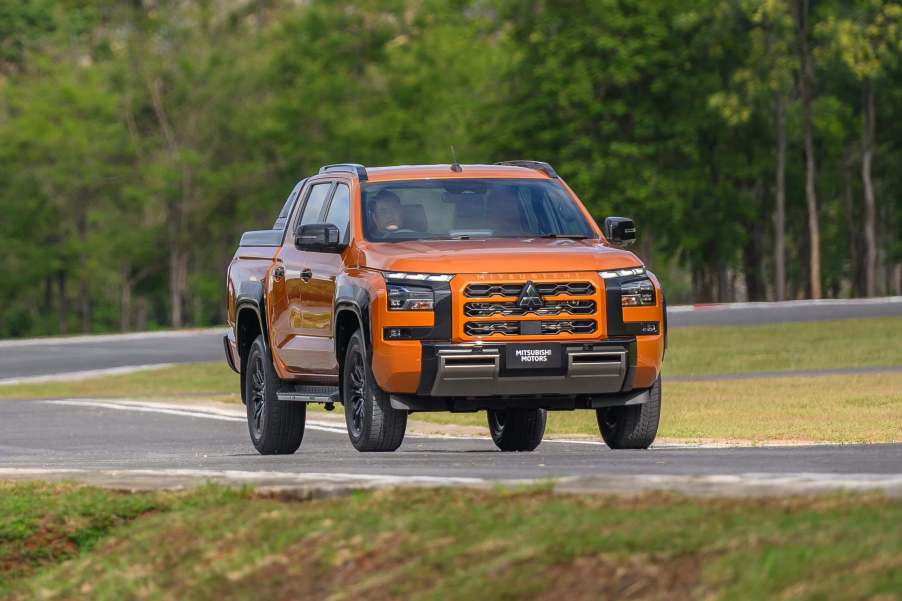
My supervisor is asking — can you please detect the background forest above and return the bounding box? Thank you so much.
[1,0,900,338]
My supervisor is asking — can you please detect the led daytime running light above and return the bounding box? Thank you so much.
[599,267,646,279]
[386,272,454,282]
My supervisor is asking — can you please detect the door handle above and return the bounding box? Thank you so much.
[300,268,313,282]
[272,265,285,281]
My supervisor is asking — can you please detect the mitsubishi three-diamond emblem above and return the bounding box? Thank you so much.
[517,281,544,311]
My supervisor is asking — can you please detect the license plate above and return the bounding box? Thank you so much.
[505,344,561,370]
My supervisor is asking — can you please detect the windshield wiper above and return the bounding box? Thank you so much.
[537,234,589,240]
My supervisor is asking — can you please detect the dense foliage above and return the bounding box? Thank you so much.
[1,0,900,337]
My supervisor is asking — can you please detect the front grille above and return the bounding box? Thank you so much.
[465,282,595,298]
[464,300,596,317]
[464,320,597,336]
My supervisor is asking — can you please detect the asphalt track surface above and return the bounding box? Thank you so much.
[1,399,900,496]
[1,297,900,382]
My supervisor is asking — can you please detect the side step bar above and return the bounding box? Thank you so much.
[276,384,339,404]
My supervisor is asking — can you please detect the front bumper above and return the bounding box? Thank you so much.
[416,338,637,397]
[386,338,651,412]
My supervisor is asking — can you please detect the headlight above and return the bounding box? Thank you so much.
[385,272,453,282]
[383,272,452,311]
[387,283,435,311]
[599,267,646,279]
[620,279,656,306]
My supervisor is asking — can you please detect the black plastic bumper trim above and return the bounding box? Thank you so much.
[415,338,636,397]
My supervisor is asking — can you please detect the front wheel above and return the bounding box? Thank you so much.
[487,408,546,452]
[597,376,661,449]
[342,330,407,452]
[244,335,306,455]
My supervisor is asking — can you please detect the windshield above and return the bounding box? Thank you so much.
[361,179,596,242]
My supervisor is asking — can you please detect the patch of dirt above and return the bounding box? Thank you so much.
[532,553,707,601]
[0,520,78,581]
[219,530,431,601]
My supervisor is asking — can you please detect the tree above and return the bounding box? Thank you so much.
[708,0,796,300]
[820,0,901,296]
[793,0,823,298]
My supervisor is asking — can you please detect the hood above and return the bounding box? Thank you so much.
[358,238,642,274]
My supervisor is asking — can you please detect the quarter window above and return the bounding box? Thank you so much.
[325,183,351,242]
[297,183,333,228]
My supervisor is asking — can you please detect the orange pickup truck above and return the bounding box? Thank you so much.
[225,162,665,454]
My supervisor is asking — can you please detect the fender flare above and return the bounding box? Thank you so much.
[334,280,372,360]
[235,280,269,350]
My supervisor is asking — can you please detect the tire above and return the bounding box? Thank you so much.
[597,376,661,449]
[487,408,546,452]
[245,335,305,455]
[342,330,407,452]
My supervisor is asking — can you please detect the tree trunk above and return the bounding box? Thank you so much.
[120,265,132,333]
[794,0,821,299]
[136,297,148,332]
[842,151,862,296]
[894,263,901,296]
[744,217,767,302]
[77,205,91,333]
[168,202,185,328]
[861,80,877,297]
[774,92,787,301]
[57,270,68,335]
[43,276,53,314]
[717,265,730,303]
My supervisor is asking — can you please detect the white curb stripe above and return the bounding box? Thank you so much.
[0,327,224,348]
[0,467,487,486]
[0,364,176,386]
[44,399,613,444]
[47,400,349,435]
[1,468,900,494]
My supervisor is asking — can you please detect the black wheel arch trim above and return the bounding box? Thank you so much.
[334,279,373,358]
[235,280,270,351]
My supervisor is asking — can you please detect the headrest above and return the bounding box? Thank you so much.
[402,204,428,232]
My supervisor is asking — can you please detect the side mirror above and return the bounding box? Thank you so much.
[294,223,345,253]
[603,216,637,247]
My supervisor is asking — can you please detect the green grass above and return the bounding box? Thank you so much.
[415,372,902,443]
[667,316,902,376]
[2,481,901,600]
[0,481,173,592]
[0,362,240,402]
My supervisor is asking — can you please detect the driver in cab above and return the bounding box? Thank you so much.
[369,190,404,238]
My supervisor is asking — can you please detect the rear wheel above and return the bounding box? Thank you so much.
[487,408,546,452]
[597,376,661,449]
[245,335,305,455]
[342,330,407,452]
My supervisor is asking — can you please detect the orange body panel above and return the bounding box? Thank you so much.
[226,164,665,397]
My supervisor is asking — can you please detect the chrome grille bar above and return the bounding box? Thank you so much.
[464,282,595,298]
[464,300,596,317]
[464,320,597,336]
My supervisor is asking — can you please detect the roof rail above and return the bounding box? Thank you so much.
[495,160,558,178]
[319,163,368,180]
